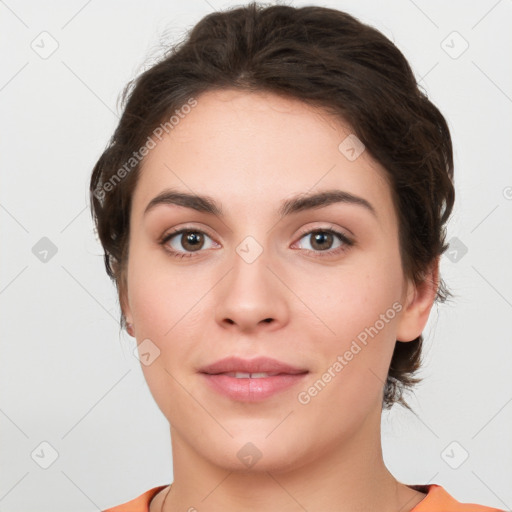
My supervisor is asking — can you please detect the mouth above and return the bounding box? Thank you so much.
[198,356,309,402]
[213,371,297,378]
[199,355,308,375]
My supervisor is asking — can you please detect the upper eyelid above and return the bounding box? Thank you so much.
[295,224,348,238]
[162,225,216,243]
[293,227,353,249]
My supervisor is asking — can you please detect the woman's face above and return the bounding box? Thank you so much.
[122,89,430,472]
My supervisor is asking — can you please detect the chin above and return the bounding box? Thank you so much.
[200,434,310,474]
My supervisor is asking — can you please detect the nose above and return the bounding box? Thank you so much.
[214,247,290,334]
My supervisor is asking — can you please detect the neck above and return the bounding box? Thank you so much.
[162,404,422,512]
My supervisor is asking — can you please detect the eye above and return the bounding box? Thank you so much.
[160,228,217,259]
[159,225,354,260]
[293,227,353,257]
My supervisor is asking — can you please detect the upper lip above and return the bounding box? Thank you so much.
[199,356,308,375]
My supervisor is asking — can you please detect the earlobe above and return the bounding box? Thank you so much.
[121,293,132,324]
[396,257,440,342]
[123,303,135,337]
[122,295,134,336]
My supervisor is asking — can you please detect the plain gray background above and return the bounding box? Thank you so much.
[1,1,511,511]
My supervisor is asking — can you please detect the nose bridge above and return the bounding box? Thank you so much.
[214,233,288,330]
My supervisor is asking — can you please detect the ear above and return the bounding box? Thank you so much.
[396,256,439,342]
[116,266,133,328]
[120,288,133,327]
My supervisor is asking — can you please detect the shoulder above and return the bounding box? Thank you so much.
[410,484,506,512]
[102,485,168,512]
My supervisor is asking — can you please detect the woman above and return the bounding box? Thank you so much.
[91,3,504,511]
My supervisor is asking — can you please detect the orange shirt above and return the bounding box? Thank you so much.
[102,483,506,511]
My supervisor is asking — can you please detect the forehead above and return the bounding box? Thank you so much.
[131,89,396,229]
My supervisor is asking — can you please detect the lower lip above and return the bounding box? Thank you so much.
[200,373,308,402]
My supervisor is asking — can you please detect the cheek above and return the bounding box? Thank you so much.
[302,249,404,399]
[126,248,209,367]
[127,254,202,416]
[129,277,169,335]
[293,249,403,342]
[126,246,185,334]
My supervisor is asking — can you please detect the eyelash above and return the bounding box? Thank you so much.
[159,225,354,260]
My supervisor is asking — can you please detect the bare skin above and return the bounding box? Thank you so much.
[121,89,436,512]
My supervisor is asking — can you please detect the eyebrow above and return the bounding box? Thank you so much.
[143,188,377,219]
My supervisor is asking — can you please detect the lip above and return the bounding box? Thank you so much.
[199,356,308,375]
[198,356,309,402]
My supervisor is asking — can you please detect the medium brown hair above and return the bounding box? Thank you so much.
[90,2,455,411]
